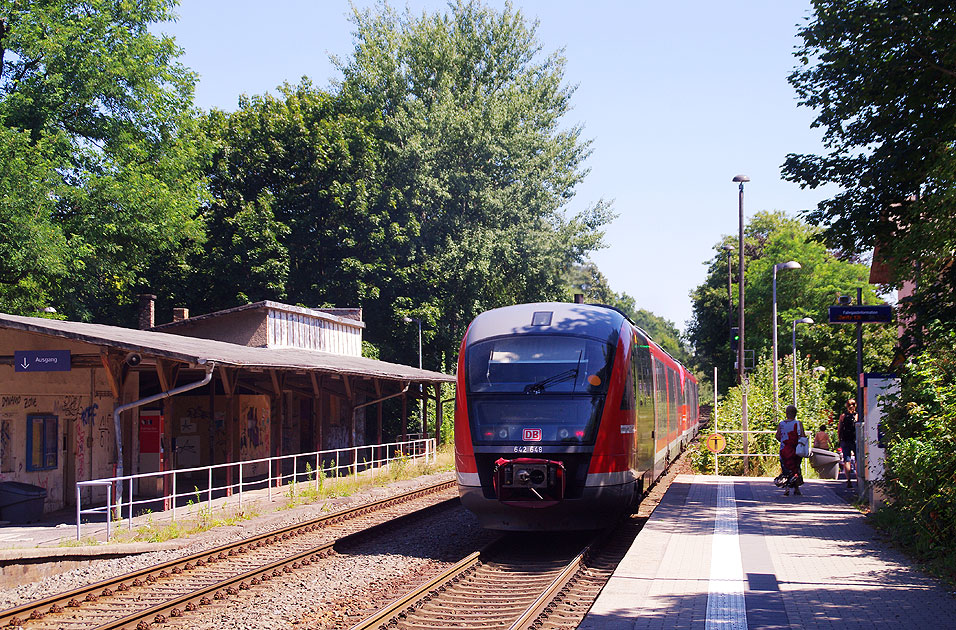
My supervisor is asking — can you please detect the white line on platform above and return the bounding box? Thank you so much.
[705,479,747,630]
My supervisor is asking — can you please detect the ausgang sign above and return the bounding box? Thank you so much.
[14,350,72,372]
[828,305,893,324]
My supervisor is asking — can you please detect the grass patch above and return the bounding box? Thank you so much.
[57,536,101,548]
[110,503,262,544]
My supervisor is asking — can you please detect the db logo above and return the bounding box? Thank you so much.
[523,428,542,441]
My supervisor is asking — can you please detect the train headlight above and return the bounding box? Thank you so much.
[498,428,509,439]
[558,428,569,439]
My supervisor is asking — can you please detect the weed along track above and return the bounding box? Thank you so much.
[0,481,457,630]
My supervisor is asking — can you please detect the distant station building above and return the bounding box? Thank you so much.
[0,299,453,516]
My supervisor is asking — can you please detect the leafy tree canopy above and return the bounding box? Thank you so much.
[333,0,612,368]
[688,211,896,404]
[783,0,956,342]
[0,0,205,322]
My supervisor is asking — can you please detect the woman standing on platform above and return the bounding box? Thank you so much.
[775,404,806,496]
[838,399,857,488]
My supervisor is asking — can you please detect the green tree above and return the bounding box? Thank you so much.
[565,261,689,364]
[157,83,384,316]
[336,0,612,369]
[783,0,956,342]
[688,211,896,403]
[0,0,205,322]
[0,129,69,312]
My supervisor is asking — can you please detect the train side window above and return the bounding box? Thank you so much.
[667,368,678,434]
[620,353,635,410]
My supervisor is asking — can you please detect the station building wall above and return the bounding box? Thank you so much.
[0,329,139,512]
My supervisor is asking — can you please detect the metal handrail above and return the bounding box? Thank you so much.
[76,437,436,541]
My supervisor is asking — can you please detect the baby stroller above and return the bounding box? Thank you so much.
[774,470,802,495]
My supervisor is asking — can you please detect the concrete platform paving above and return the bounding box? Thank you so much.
[581,475,956,630]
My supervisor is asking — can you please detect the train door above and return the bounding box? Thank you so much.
[667,367,679,456]
[653,357,668,478]
[633,336,655,484]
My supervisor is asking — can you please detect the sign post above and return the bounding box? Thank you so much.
[830,294,894,499]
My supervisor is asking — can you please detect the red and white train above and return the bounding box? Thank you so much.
[455,302,700,530]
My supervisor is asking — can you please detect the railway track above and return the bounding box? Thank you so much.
[349,519,650,630]
[351,532,596,630]
[349,451,692,630]
[0,480,457,630]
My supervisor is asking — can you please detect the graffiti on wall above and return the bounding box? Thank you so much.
[213,411,227,462]
[239,396,270,477]
[0,418,11,474]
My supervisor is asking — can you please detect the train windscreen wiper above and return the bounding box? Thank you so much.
[523,368,578,394]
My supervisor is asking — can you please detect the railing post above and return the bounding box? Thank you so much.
[76,485,81,541]
[208,467,213,513]
[106,484,112,542]
[172,471,177,522]
[268,459,273,502]
[315,453,320,491]
[353,447,358,477]
[128,477,134,530]
[239,462,243,509]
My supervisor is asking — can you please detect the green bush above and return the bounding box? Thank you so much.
[875,326,956,578]
[697,351,832,476]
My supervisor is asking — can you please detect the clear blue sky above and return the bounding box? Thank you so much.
[160,0,836,333]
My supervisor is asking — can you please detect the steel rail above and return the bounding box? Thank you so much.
[350,534,600,630]
[506,536,597,630]
[349,552,482,630]
[0,479,455,628]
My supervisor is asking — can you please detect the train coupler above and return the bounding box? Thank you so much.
[492,458,566,506]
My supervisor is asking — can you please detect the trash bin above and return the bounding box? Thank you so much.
[0,481,48,524]
[809,448,841,480]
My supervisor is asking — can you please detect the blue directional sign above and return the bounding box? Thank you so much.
[828,305,893,324]
[14,350,72,372]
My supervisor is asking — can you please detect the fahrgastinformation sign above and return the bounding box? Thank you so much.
[14,350,72,372]
[828,305,893,324]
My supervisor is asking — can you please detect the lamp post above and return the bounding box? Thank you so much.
[732,175,749,472]
[772,261,802,421]
[722,245,733,375]
[791,317,814,407]
[403,316,423,432]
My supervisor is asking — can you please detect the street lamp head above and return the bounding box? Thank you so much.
[795,317,814,325]
[403,316,413,323]
[775,260,802,272]
[732,174,750,183]
[721,244,733,251]
[812,366,826,373]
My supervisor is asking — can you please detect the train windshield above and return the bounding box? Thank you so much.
[467,336,613,394]
[465,335,614,445]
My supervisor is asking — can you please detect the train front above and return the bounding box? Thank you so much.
[455,303,632,531]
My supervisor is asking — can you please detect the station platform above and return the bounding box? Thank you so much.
[581,475,956,630]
